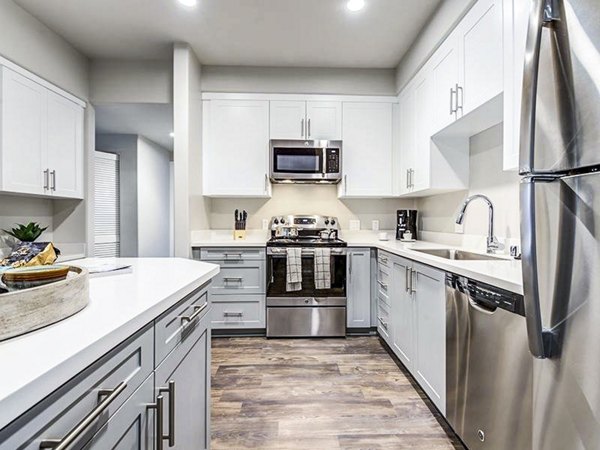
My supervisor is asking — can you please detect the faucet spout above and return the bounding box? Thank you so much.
[455,194,503,254]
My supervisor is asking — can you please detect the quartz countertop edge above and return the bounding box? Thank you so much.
[191,231,523,294]
[0,258,220,431]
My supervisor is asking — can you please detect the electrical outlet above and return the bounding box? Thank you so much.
[349,220,361,231]
[372,220,380,231]
[262,219,269,230]
[455,222,464,234]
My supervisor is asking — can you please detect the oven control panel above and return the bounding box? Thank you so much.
[269,215,339,230]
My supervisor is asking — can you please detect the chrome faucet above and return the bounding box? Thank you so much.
[455,194,504,254]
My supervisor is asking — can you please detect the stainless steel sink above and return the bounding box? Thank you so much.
[412,248,507,261]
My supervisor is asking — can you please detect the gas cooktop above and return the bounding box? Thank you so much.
[267,215,346,247]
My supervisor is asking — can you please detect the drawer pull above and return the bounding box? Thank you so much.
[379,257,388,265]
[224,311,243,318]
[223,277,243,284]
[158,380,176,447]
[377,280,388,290]
[39,382,127,449]
[148,394,165,450]
[377,317,388,330]
[224,253,243,260]
[180,302,209,327]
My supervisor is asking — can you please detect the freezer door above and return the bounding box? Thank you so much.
[520,172,600,449]
[520,0,600,174]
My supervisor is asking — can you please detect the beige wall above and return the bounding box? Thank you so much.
[210,185,415,230]
[90,58,172,104]
[417,124,521,240]
[395,0,475,92]
[202,66,397,96]
[0,0,89,100]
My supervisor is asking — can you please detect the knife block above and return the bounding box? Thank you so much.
[233,230,246,240]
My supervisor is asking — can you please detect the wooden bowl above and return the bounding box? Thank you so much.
[0,266,89,341]
[2,265,70,291]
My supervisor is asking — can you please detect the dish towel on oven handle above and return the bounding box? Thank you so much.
[286,247,302,292]
[314,247,331,290]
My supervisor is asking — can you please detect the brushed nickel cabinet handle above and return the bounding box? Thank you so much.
[377,280,388,290]
[179,302,209,327]
[223,311,243,317]
[301,118,305,137]
[50,170,56,191]
[148,394,165,450]
[43,169,49,190]
[223,277,243,283]
[377,317,388,330]
[411,269,417,293]
[405,266,411,293]
[450,87,456,115]
[158,381,176,447]
[39,382,127,449]
[307,118,311,138]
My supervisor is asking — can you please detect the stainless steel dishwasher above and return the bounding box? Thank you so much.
[446,274,532,450]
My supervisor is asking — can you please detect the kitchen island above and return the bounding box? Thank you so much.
[0,257,219,448]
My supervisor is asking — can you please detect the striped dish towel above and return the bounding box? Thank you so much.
[314,248,331,290]
[286,247,302,292]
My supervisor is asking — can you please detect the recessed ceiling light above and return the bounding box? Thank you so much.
[347,0,365,12]
[177,0,197,7]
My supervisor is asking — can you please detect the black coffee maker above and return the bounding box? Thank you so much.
[396,210,418,240]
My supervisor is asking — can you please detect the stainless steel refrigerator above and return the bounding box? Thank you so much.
[520,0,600,448]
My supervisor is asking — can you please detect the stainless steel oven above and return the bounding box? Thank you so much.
[269,140,342,184]
[266,246,347,337]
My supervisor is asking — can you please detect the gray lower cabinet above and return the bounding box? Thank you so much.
[0,283,212,450]
[155,308,211,450]
[347,248,371,329]
[377,250,446,415]
[195,247,266,330]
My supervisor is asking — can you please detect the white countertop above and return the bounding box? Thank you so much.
[0,257,219,430]
[191,229,522,294]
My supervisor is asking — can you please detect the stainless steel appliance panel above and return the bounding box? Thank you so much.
[266,306,346,337]
[520,171,600,449]
[446,279,532,450]
[520,0,600,174]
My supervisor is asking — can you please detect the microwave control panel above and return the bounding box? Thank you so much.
[325,148,340,173]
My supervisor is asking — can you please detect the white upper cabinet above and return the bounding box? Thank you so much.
[0,66,85,199]
[457,0,503,116]
[412,71,434,192]
[503,0,530,170]
[430,34,460,133]
[398,85,416,196]
[269,101,306,140]
[269,100,341,140]
[46,90,84,199]
[339,102,393,198]
[305,101,342,140]
[203,100,271,198]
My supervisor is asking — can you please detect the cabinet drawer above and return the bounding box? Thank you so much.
[199,247,265,261]
[376,302,391,341]
[377,288,390,308]
[155,283,210,366]
[211,296,265,329]
[0,326,153,449]
[209,261,265,295]
[377,251,392,269]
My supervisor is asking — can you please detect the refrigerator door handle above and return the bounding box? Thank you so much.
[519,0,546,174]
[521,178,557,358]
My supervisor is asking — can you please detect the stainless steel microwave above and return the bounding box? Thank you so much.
[269,140,342,184]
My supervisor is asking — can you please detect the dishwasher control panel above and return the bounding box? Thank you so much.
[446,274,525,316]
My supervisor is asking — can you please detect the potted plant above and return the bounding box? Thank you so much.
[1,222,59,268]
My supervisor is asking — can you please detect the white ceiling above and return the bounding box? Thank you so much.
[95,104,173,151]
[15,0,441,68]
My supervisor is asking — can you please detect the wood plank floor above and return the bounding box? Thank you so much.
[211,336,464,449]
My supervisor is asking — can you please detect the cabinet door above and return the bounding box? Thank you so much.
[398,85,415,195]
[458,0,503,115]
[0,67,46,196]
[412,71,433,192]
[431,34,460,133]
[412,262,446,415]
[46,90,84,199]
[269,100,306,140]
[390,257,414,370]
[347,248,371,328]
[83,375,154,450]
[502,0,530,171]
[155,311,211,450]
[306,101,342,140]
[340,102,393,197]
[203,100,270,197]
